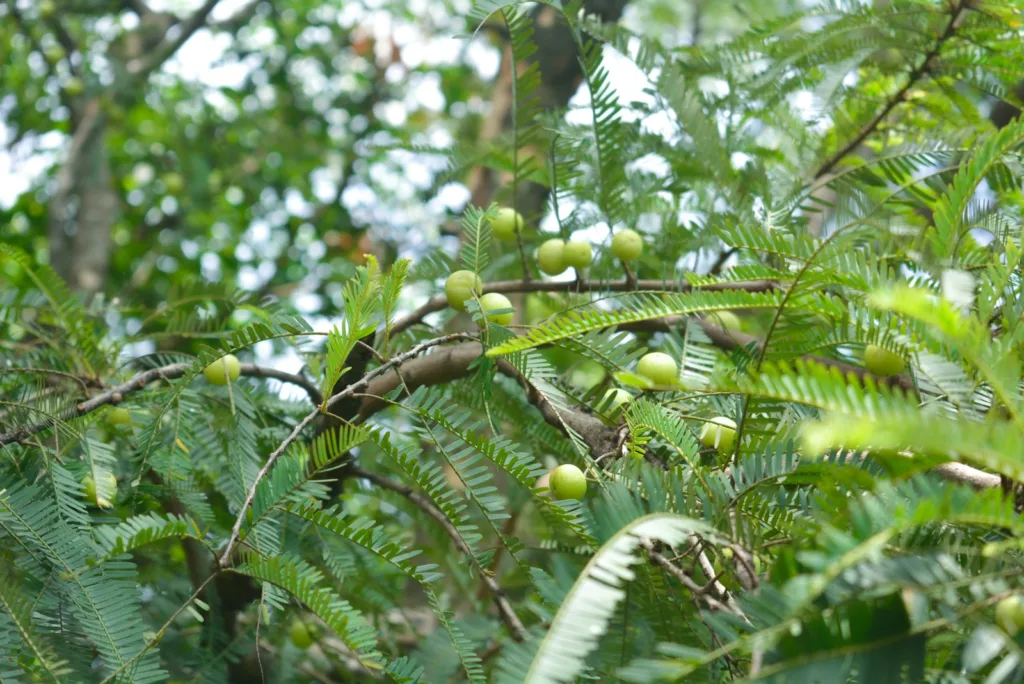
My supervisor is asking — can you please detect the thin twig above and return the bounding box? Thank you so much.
[351,465,527,641]
[389,277,778,335]
[99,571,221,684]
[0,362,322,446]
[811,0,967,180]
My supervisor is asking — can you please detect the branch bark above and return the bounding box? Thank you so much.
[0,362,321,447]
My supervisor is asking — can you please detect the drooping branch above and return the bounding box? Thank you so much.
[350,465,527,641]
[0,362,322,447]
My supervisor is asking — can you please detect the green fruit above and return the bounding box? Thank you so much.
[107,407,131,427]
[864,344,905,376]
[82,472,117,509]
[699,416,737,454]
[289,618,315,649]
[164,173,184,194]
[636,352,678,386]
[563,241,593,269]
[445,270,482,312]
[611,229,643,261]
[709,311,742,332]
[490,207,524,241]
[479,293,514,326]
[537,239,567,276]
[549,464,587,501]
[204,354,241,385]
[602,388,632,415]
[40,0,56,17]
[65,78,84,96]
[996,596,1024,635]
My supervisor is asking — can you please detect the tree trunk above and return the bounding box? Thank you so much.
[47,100,119,296]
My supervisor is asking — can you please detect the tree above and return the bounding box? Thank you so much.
[3,0,1024,681]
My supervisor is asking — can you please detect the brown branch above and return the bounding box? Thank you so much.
[641,539,737,615]
[220,334,476,567]
[811,0,967,180]
[0,362,322,447]
[350,465,527,641]
[356,341,618,459]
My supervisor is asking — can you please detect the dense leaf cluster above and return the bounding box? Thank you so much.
[3,0,1024,682]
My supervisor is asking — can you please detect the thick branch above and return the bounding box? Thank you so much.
[811,0,967,180]
[350,465,527,641]
[0,362,321,446]
[357,341,617,459]
[220,334,475,566]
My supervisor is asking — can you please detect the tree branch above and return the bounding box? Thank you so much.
[356,341,618,459]
[0,362,322,447]
[350,465,527,641]
[390,277,779,335]
[127,0,222,80]
[219,333,476,567]
[811,0,967,180]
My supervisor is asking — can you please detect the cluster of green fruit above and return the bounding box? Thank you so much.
[445,270,514,325]
[600,350,738,455]
[487,207,645,277]
[445,208,648,323]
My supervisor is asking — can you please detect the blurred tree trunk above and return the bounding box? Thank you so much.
[47,101,119,295]
[471,0,631,222]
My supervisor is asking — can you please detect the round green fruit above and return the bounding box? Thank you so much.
[602,388,632,415]
[996,596,1024,636]
[636,352,678,386]
[289,618,315,649]
[864,344,905,377]
[40,0,56,17]
[479,293,514,326]
[107,407,131,427]
[164,173,184,194]
[204,354,241,386]
[699,416,737,454]
[709,311,742,333]
[82,472,117,509]
[65,78,84,96]
[490,207,524,241]
[445,270,482,312]
[537,239,567,276]
[549,464,587,501]
[563,241,593,269]
[611,229,643,261]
